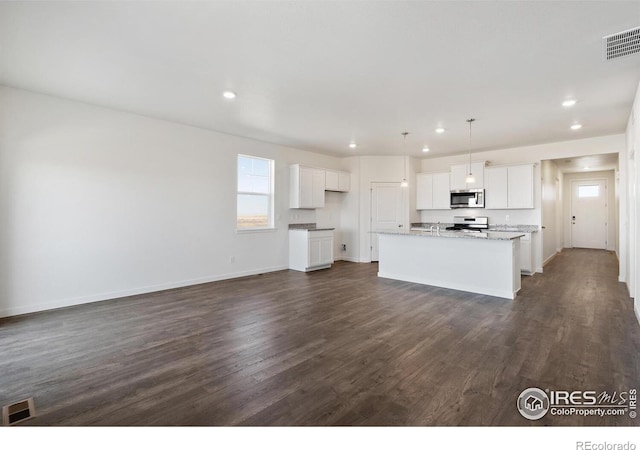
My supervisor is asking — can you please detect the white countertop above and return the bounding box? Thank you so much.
[376,229,524,241]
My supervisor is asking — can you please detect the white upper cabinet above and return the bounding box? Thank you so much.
[507,164,534,209]
[433,172,451,209]
[290,165,326,208]
[484,163,535,209]
[416,173,433,209]
[325,169,350,192]
[450,162,485,190]
[416,172,450,210]
[485,167,508,209]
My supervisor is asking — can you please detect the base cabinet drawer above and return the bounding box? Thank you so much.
[289,229,334,272]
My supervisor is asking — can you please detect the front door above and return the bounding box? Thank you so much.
[370,182,404,261]
[571,179,607,249]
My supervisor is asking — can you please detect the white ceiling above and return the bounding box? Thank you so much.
[552,153,619,173]
[1,1,639,157]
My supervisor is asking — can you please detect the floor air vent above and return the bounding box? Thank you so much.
[2,398,36,426]
[603,26,640,61]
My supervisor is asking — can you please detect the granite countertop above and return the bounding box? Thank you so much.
[289,223,335,231]
[411,222,539,233]
[488,224,539,233]
[377,229,525,241]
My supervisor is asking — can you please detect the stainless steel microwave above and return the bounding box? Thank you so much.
[450,189,485,209]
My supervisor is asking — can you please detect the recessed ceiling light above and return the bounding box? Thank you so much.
[349,143,357,149]
[562,99,577,107]
[222,90,237,99]
[435,128,445,134]
[422,146,430,153]
[570,124,582,130]
[584,166,590,170]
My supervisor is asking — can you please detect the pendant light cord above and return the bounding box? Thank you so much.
[402,132,409,181]
[467,119,475,174]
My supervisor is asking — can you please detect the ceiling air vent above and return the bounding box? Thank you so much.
[603,26,640,61]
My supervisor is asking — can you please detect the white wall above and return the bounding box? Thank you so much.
[541,160,560,264]
[562,170,617,252]
[623,79,640,323]
[0,86,349,317]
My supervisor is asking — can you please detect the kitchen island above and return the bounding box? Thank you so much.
[376,230,524,299]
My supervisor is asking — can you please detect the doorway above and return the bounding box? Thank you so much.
[370,182,404,262]
[570,179,608,249]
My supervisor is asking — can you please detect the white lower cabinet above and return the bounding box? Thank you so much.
[519,233,533,275]
[289,229,334,272]
[488,231,533,274]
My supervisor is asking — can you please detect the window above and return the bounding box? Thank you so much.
[578,185,599,198]
[237,154,274,230]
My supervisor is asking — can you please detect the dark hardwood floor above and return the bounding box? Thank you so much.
[1,248,638,426]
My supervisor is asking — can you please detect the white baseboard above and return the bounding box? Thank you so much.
[0,265,288,319]
[543,252,557,267]
[339,256,360,263]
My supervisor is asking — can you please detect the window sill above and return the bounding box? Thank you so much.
[236,228,278,234]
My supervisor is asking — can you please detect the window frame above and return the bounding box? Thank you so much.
[236,154,275,232]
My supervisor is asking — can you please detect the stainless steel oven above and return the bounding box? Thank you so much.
[450,189,485,209]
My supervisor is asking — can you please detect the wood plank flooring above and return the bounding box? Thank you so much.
[1,248,638,426]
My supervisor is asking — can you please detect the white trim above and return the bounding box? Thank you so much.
[236,227,278,234]
[338,256,360,263]
[543,251,558,267]
[0,265,288,319]
[569,178,609,249]
[635,305,640,327]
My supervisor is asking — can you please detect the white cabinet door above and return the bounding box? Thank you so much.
[432,172,451,209]
[308,232,333,268]
[416,173,433,210]
[519,233,533,273]
[290,230,333,271]
[416,172,449,210]
[338,171,350,192]
[485,166,508,209]
[450,162,484,189]
[324,169,350,192]
[325,170,339,191]
[508,164,534,209]
[450,164,468,190]
[312,169,325,207]
[290,165,326,208]
[299,166,314,207]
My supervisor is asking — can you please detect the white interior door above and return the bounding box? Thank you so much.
[571,179,607,249]
[370,182,404,262]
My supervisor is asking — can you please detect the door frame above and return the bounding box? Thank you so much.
[569,178,608,249]
[370,181,406,262]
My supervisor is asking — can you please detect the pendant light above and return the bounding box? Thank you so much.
[465,118,476,184]
[400,132,409,187]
